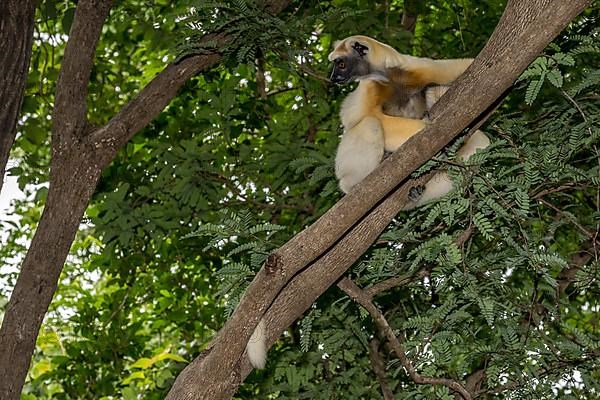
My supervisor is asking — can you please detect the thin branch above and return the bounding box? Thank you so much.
[532,183,581,199]
[479,358,591,397]
[366,272,420,298]
[90,44,224,164]
[255,51,268,101]
[401,0,418,33]
[537,197,597,241]
[267,86,299,97]
[456,225,475,246]
[338,277,472,400]
[368,339,394,400]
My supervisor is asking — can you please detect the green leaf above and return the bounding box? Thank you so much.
[546,69,563,88]
[525,73,545,105]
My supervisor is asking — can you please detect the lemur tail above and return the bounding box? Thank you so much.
[246,319,267,369]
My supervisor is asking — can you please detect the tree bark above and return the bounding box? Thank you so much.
[165,0,592,399]
[0,0,36,194]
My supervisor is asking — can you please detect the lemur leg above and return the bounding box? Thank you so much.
[336,116,385,193]
[403,172,453,210]
[402,130,490,210]
[379,115,426,152]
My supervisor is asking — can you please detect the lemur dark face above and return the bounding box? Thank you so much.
[329,42,371,84]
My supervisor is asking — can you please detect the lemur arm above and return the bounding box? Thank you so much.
[389,57,473,87]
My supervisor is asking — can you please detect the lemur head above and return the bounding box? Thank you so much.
[328,35,400,84]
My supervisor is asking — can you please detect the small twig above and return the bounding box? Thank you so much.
[561,89,591,128]
[456,225,475,247]
[537,197,597,241]
[104,285,132,327]
[531,183,580,199]
[368,339,394,400]
[267,86,299,97]
[338,277,472,400]
[366,273,418,298]
[431,157,467,168]
[294,60,331,83]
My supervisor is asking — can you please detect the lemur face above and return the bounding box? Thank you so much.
[329,41,371,84]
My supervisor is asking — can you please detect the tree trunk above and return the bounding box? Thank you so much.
[165,0,592,399]
[0,0,36,194]
[0,151,101,398]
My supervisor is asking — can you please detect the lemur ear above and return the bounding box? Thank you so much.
[352,42,369,57]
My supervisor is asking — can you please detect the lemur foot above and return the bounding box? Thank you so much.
[408,185,425,202]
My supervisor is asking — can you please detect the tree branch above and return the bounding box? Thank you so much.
[90,48,223,165]
[90,0,295,163]
[0,1,115,397]
[401,0,419,33]
[368,338,395,400]
[170,171,435,398]
[366,272,421,299]
[537,197,597,242]
[338,277,472,399]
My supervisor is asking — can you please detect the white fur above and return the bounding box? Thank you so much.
[403,130,490,210]
[246,319,267,369]
[456,130,490,160]
[336,116,385,193]
[339,82,374,131]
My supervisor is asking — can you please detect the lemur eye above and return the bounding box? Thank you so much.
[338,61,346,69]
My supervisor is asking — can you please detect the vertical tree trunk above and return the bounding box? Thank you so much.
[0,150,101,399]
[0,0,37,193]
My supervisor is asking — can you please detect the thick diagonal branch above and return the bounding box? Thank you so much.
[166,0,592,398]
[90,50,223,165]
